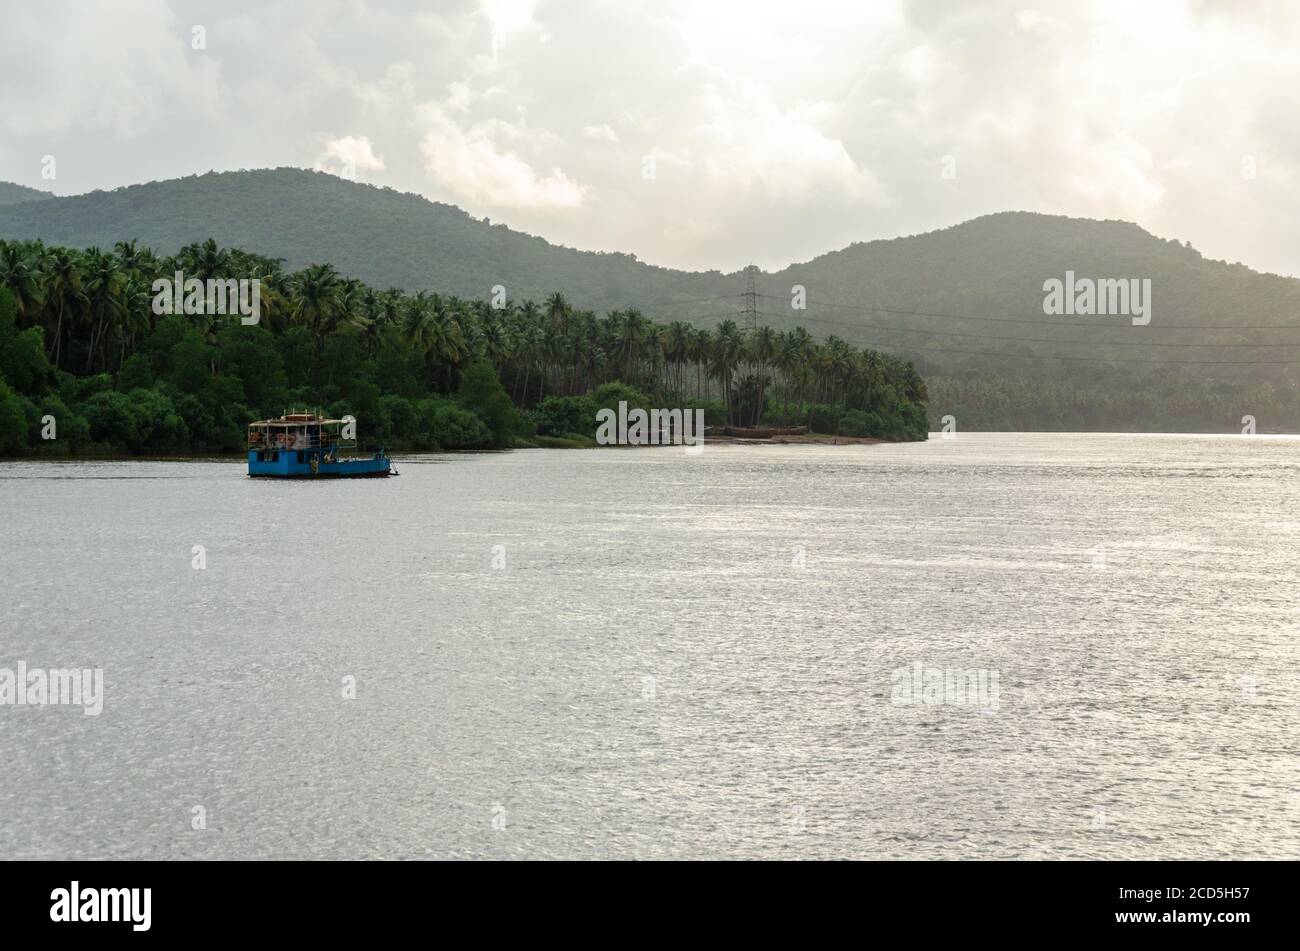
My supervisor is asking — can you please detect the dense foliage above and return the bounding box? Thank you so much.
[0,237,929,456]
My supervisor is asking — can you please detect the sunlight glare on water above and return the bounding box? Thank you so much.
[1,433,1297,859]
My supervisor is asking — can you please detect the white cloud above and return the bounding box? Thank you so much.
[419,104,587,210]
[314,135,386,178]
[0,1,220,140]
[691,84,884,205]
[2,0,1300,275]
[483,0,539,57]
[582,124,619,143]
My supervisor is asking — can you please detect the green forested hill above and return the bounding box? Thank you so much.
[2,167,1299,430]
[0,169,723,311]
[0,182,56,207]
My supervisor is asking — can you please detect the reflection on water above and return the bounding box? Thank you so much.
[1,433,1297,858]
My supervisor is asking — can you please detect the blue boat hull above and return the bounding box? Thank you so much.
[247,449,392,478]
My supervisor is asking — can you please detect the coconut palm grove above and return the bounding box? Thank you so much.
[0,237,929,456]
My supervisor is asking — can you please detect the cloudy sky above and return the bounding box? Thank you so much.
[2,0,1297,275]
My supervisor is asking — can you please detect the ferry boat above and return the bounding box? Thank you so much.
[247,410,394,478]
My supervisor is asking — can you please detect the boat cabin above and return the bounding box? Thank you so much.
[246,410,391,478]
[248,411,354,460]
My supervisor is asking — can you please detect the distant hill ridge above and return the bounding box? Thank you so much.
[0,168,716,306]
[0,182,56,207]
[2,167,1299,386]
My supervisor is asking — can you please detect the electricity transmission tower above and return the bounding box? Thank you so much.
[743,264,758,332]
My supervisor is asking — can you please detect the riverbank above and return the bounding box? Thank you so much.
[2,433,891,460]
[709,432,886,446]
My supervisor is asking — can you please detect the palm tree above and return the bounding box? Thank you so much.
[0,242,45,328]
[544,291,570,338]
[249,268,290,334]
[116,277,153,370]
[750,324,778,425]
[378,289,403,327]
[690,328,712,400]
[512,318,543,405]
[290,263,344,350]
[510,301,543,404]
[400,291,436,358]
[822,336,853,406]
[186,238,228,281]
[40,248,83,368]
[859,348,885,408]
[644,322,666,393]
[540,321,565,399]
[113,239,149,279]
[570,309,598,393]
[784,326,815,417]
[709,319,743,424]
[479,311,514,370]
[353,313,384,356]
[81,249,126,372]
[402,292,469,389]
[338,278,366,329]
[610,308,649,384]
[664,321,692,402]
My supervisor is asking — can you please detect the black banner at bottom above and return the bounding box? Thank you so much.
[0,860,1289,939]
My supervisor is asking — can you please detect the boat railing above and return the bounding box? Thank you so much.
[247,432,359,451]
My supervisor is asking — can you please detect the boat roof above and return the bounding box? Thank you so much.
[249,418,349,426]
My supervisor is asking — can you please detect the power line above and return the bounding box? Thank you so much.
[748,309,1300,350]
[744,311,1297,364]
[632,291,1300,366]
[680,311,752,322]
[729,309,1297,366]
[754,292,1300,332]
[635,293,744,308]
[870,345,1300,367]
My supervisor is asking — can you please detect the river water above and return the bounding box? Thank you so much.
[1,433,1297,859]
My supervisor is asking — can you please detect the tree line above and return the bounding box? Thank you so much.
[0,237,929,456]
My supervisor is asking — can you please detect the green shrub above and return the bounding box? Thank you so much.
[127,389,189,453]
[457,360,523,448]
[380,394,420,446]
[0,327,53,396]
[685,398,727,426]
[0,377,29,455]
[591,380,652,413]
[837,410,873,437]
[808,404,841,434]
[80,391,139,450]
[427,399,493,449]
[116,353,155,392]
[535,394,598,437]
[26,395,91,452]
